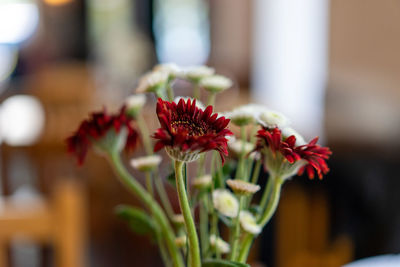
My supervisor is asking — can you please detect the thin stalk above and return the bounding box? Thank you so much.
[167,82,174,101]
[258,176,274,214]
[246,159,262,206]
[235,126,247,180]
[250,160,262,185]
[193,83,200,99]
[237,176,284,263]
[108,152,184,267]
[156,231,172,267]
[137,115,153,155]
[174,160,201,267]
[199,194,209,258]
[258,177,283,226]
[230,196,244,260]
[145,171,154,197]
[207,92,216,106]
[154,169,175,220]
[196,154,206,177]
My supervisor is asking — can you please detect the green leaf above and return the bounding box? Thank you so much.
[115,205,158,237]
[202,259,250,267]
[166,169,176,188]
[249,204,262,215]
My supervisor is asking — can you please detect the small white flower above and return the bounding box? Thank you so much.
[281,127,306,146]
[209,235,230,254]
[135,70,169,93]
[174,96,205,110]
[226,179,261,196]
[240,211,262,235]
[182,65,215,81]
[193,175,212,189]
[175,235,187,247]
[199,75,233,93]
[171,214,185,225]
[224,103,273,126]
[228,139,255,156]
[258,110,290,129]
[212,189,239,218]
[130,155,162,172]
[224,106,256,126]
[153,63,182,78]
[125,94,146,117]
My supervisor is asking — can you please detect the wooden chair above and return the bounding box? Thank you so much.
[0,180,86,267]
[275,183,353,267]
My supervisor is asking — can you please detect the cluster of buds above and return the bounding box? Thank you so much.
[66,63,331,267]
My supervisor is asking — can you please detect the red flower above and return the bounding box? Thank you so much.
[152,98,232,163]
[66,106,138,165]
[256,127,331,179]
[296,137,332,179]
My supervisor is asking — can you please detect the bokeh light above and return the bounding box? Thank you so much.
[44,0,74,6]
[0,45,18,89]
[0,95,45,146]
[0,1,39,45]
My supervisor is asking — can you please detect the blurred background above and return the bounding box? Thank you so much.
[0,0,399,266]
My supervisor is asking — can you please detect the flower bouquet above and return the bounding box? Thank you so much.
[66,64,331,267]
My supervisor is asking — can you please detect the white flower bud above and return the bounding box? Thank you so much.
[209,235,230,254]
[240,211,261,235]
[226,179,260,196]
[182,65,215,82]
[228,139,255,157]
[199,75,232,93]
[171,214,185,225]
[258,110,290,129]
[130,155,162,172]
[125,94,146,117]
[136,70,169,94]
[153,63,182,78]
[212,189,239,218]
[175,235,187,247]
[193,175,212,190]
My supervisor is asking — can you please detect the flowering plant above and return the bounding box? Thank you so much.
[67,64,331,267]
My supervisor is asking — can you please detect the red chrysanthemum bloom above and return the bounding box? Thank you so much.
[255,127,331,180]
[295,137,331,179]
[66,106,138,165]
[152,98,232,163]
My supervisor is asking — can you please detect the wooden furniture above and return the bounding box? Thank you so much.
[276,183,353,267]
[0,181,86,267]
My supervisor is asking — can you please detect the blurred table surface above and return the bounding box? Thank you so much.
[344,255,400,267]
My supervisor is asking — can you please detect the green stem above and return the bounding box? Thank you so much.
[196,154,206,177]
[193,83,200,99]
[207,92,216,106]
[246,159,262,206]
[258,177,283,226]
[237,234,253,263]
[156,231,172,267]
[154,169,175,220]
[167,82,174,101]
[174,160,201,267]
[237,176,284,263]
[230,196,244,260]
[199,194,209,258]
[137,115,153,155]
[258,176,274,213]
[145,171,154,197]
[250,160,262,185]
[235,126,247,180]
[108,152,184,267]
